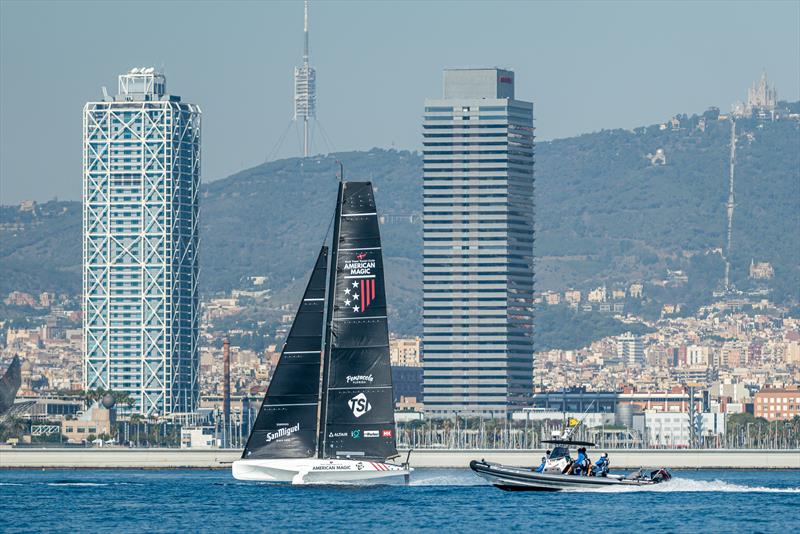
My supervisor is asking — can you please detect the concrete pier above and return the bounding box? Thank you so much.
[1,448,798,469]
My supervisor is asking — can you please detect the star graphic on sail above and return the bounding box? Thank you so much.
[341,277,377,313]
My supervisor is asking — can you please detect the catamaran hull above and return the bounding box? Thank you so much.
[232,458,411,484]
[470,460,670,492]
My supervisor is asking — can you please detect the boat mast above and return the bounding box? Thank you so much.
[317,180,344,458]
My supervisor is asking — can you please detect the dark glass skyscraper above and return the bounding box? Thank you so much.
[422,68,534,416]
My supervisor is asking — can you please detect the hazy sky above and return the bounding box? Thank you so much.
[1,0,798,203]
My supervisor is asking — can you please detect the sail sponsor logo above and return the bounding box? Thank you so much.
[346,374,374,385]
[364,430,379,438]
[381,429,393,438]
[341,252,379,313]
[263,423,300,443]
[328,431,348,438]
[343,254,375,276]
[351,429,361,439]
[348,393,372,418]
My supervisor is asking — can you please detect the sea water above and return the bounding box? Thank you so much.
[1,469,798,533]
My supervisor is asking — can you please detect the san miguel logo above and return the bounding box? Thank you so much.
[342,251,378,313]
[263,423,300,443]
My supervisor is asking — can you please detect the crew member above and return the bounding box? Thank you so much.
[567,447,590,475]
[534,456,546,473]
[591,452,610,477]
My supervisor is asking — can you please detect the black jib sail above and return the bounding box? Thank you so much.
[241,246,328,459]
[318,182,398,460]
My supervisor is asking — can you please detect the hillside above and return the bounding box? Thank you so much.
[2,109,798,336]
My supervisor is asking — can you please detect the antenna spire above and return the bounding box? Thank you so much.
[303,0,309,63]
[724,118,736,292]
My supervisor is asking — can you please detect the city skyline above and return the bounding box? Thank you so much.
[0,1,798,525]
[1,0,799,203]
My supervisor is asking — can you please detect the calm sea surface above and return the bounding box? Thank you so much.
[1,468,798,533]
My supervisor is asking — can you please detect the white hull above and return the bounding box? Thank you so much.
[232,457,411,484]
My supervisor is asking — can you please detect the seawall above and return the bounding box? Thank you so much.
[1,448,798,469]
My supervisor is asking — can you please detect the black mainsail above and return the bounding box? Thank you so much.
[318,182,398,460]
[241,246,328,459]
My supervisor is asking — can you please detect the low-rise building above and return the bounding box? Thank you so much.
[588,286,607,303]
[753,387,800,421]
[180,426,219,448]
[390,337,422,367]
[629,283,643,299]
[749,260,774,280]
[633,411,726,447]
[544,291,561,305]
[63,403,114,443]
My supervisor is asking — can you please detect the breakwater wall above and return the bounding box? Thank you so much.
[1,448,798,469]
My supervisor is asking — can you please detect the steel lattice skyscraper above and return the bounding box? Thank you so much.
[422,68,535,416]
[83,68,201,416]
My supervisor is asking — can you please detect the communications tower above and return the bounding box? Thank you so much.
[724,119,736,292]
[294,0,316,157]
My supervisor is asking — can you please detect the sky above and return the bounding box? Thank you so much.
[1,0,798,203]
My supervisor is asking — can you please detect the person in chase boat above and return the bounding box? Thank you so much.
[566,447,591,475]
[590,452,610,477]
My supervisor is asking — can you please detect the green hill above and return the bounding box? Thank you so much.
[2,109,798,336]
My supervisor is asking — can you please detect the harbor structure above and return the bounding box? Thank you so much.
[82,68,201,416]
[422,68,535,416]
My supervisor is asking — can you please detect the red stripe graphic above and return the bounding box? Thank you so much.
[370,461,386,471]
[354,278,377,313]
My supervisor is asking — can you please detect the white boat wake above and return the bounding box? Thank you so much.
[405,470,800,492]
[581,477,800,493]
[407,470,484,486]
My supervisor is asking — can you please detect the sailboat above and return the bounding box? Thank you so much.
[232,181,411,484]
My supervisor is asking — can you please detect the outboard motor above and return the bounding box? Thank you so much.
[650,468,672,483]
